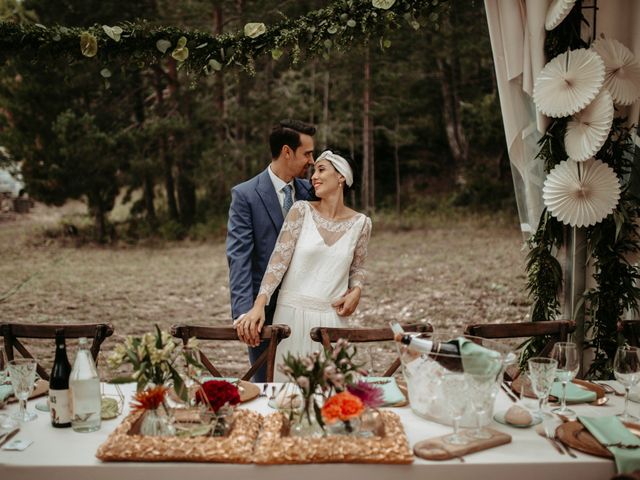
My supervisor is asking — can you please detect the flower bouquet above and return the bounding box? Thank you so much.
[279,339,384,436]
[194,379,241,436]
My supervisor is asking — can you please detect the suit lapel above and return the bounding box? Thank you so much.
[256,169,284,231]
[294,178,312,201]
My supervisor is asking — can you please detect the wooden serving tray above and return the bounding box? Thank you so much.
[413,428,511,460]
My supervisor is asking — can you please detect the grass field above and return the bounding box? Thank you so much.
[0,202,531,378]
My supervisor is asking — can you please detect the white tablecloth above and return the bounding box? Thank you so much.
[0,382,629,480]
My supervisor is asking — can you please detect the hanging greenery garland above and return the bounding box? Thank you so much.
[0,0,448,76]
[524,3,640,378]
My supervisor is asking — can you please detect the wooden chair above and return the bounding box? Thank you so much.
[0,322,114,381]
[170,324,291,382]
[463,320,576,379]
[309,323,433,377]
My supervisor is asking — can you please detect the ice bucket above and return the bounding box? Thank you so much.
[397,332,516,427]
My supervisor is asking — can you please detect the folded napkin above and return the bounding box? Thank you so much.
[458,337,503,378]
[199,376,239,385]
[550,381,597,404]
[361,377,406,406]
[579,415,640,474]
[0,385,12,402]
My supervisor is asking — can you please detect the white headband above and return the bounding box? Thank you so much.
[315,150,353,187]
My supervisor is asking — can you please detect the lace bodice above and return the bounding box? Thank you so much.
[258,201,372,304]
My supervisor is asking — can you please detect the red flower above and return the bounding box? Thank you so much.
[195,380,241,413]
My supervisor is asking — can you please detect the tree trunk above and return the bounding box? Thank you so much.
[436,56,469,183]
[361,46,371,213]
[154,65,179,221]
[213,4,225,142]
[394,117,401,214]
[133,71,157,226]
[321,71,330,150]
[235,0,247,176]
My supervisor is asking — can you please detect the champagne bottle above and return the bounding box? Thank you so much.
[49,328,72,428]
[394,333,464,371]
[69,337,101,433]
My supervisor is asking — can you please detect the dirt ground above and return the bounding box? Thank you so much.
[0,202,530,378]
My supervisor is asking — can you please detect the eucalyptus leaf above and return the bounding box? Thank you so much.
[327,25,338,35]
[107,375,135,384]
[102,25,121,42]
[347,19,356,28]
[35,23,46,29]
[156,39,171,54]
[100,68,112,78]
[80,32,98,58]
[171,46,189,62]
[372,0,396,9]
[383,39,392,48]
[177,36,187,48]
[209,59,222,71]
[244,22,266,39]
[271,48,283,60]
[52,34,61,42]
[196,42,208,49]
[324,39,332,49]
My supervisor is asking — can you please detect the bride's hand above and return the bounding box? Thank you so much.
[332,287,361,317]
[235,304,266,347]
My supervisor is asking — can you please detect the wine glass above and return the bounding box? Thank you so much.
[0,347,8,385]
[467,375,499,439]
[613,346,640,422]
[550,342,580,419]
[442,372,469,445]
[8,359,38,422]
[527,357,557,421]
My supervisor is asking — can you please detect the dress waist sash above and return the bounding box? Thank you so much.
[277,290,338,313]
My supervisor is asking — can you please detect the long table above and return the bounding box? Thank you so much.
[0,382,629,480]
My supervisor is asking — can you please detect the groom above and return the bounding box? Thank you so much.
[226,119,316,382]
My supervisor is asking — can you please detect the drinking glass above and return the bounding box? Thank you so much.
[442,373,469,445]
[467,375,499,439]
[551,342,580,419]
[0,347,8,385]
[8,359,38,422]
[613,346,640,422]
[527,357,557,421]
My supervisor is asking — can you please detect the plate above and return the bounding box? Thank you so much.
[511,377,605,404]
[237,381,260,403]
[556,420,640,458]
[493,410,541,428]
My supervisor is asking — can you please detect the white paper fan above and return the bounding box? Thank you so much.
[545,0,576,30]
[564,89,614,162]
[533,49,605,118]
[543,158,620,228]
[591,37,640,106]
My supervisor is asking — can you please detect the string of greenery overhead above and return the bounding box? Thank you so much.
[0,0,448,76]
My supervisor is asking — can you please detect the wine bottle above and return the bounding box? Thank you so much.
[394,333,464,371]
[69,337,101,433]
[49,328,72,428]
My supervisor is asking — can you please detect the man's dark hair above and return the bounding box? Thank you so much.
[269,119,316,159]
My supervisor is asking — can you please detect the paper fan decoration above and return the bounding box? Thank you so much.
[543,158,620,228]
[545,0,576,30]
[592,37,640,106]
[564,89,614,162]
[533,49,605,118]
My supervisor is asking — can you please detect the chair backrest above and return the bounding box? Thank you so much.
[620,320,640,347]
[0,322,114,380]
[309,323,433,377]
[170,324,291,382]
[463,320,576,379]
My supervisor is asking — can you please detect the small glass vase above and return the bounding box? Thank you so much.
[326,417,361,436]
[139,408,176,437]
[209,405,235,437]
[289,405,324,438]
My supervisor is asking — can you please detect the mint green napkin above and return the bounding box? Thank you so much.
[362,377,405,406]
[550,381,596,403]
[458,337,503,378]
[199,376,239,384]
[0,384,12,402]
[579,415,640,474]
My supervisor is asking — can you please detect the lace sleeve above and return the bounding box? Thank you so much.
[258,201,306,304]
[349,216,372,289]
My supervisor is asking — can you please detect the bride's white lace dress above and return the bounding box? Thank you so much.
[258,201,372,381]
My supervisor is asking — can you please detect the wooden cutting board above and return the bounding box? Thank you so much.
[413,428,511,460]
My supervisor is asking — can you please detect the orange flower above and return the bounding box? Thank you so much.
[321,391,364,424]
[131,385,167,412]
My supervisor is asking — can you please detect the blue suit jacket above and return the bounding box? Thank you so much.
[226,168,313,320]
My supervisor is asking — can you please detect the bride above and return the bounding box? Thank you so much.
[235,150,372,380]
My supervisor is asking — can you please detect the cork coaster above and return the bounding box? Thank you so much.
[413,428,511,460]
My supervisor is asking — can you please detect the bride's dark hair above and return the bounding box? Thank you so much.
[310,148,358,199]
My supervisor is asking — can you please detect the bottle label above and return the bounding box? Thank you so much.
[49,389,72,425]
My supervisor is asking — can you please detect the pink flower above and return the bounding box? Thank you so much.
[347,381,384,408]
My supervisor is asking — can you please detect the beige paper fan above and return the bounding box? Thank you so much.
[545,0,576,30]
[533,49,605,118]
[543,158,620,228]
[564,89,614,162]
[592,37,640,106]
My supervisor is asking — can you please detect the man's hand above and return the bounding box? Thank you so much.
[331,287,361,317]
[235,305,265,347]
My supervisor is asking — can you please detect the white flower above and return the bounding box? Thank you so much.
[296,376,310,391]
[244,22,266,38]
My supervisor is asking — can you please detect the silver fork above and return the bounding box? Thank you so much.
[259,383,269,397]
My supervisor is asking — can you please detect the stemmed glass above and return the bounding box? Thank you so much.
[467,376,499,439]
[527,357,558,421]
[613,346,640,422]
[442,373,469,445]
[8,359,38,422]
[0,347,8,385]
[551,342,580,419]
